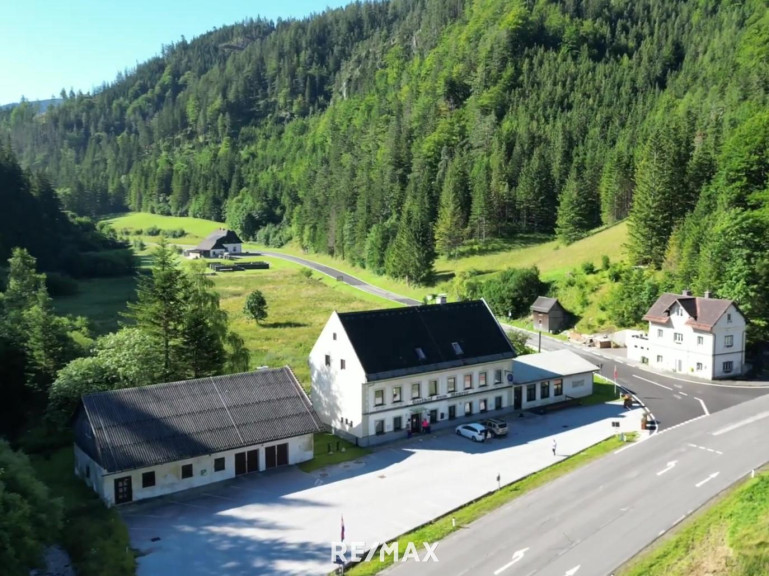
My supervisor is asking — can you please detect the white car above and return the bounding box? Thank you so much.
[455,423,488,442]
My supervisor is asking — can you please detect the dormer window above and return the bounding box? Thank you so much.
[727,313,732,323]
[415,347,426,360]
[451,342,463,355]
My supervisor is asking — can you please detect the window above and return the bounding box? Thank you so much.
[340,359,346,370]
[392,386,402,403]
[541,381,550,399]
[676,306,683,316]
[447,377,456,393]
[674,332,683,343]
[723,361,733,373]
[479,399,488,413]
[393,416,403,431]
[464,374,473,390]
[324,354,331,367]
[727,313,732,323]
[696,362,703,371]
[656,355,663,363]
[375,420,385,435]
[464,401,473,415]
[526,384,536,402]
[572,379,585,388]
[494,369,503,384]
[214,457,225,472]
[415,347,426,360]
[181,464,193,479]
[428,380,438,396]
[411,382,421,399]
[697,335,704,345]
[657,329,663,338]
[479,372,487,387]
[333,332,337,340]
[142,471,156,488]
[452,341,464,355]
[553,379,563,396]
[725,335,734,348]
[374,389,384,406]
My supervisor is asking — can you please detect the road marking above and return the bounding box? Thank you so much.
[713,411,769,436]
[686,443,723,455]
[674,394,682,400]
[656,460,678,476]
[493,547,529,575]
[565,566,581,576]
[674,384,683,389]
[694,397,710,416]
[633,375,673,391]
[673,514,687,525]
[680,392,688,396]
[658,529,666,536]
[695,472,720,488]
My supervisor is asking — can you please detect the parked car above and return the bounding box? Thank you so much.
[480,418,508,437]
[455,423,488,442]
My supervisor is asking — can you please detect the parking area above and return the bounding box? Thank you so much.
[123,403,645,576]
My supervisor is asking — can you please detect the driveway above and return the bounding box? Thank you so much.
[123,404,644,576]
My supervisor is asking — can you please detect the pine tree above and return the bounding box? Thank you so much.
[434,159,465,258]
[385,192,435,285]
[556,167,589,244]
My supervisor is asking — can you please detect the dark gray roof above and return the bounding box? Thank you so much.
[531,296,561,313]
[196,229,243,251]
[338,300,516,381]
[75,367,322,473]
[513,350,599,384]
[643,292,740,332]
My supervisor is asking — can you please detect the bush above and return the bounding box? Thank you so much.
[45,272,80,296]
[481,266,545,318]
[165,228,186,238]
[132,228,143,235]
[601,255,611,271]
[299,268,313,279]
[581,261,596,275]
[144,225,161,236]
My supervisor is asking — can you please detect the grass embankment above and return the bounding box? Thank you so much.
[298,432,370,473]
[31,447,135,576]
[619,470,769,576]
[581,375,622,406]
[346,432,638,576]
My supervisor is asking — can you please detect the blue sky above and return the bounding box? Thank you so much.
[0,0,353,105]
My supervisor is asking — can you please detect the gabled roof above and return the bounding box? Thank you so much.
[337,300,516,381]
[643,292,739,332]
[196,229,243,251]
[513,350,599,385]
[530,296,561,313]
[75,367,322,474]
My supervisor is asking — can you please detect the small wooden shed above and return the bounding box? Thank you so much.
[530,297,568,333]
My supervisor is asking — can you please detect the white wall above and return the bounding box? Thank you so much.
[75,434,314,506]
[310,312,365,437]
[223,242,241,253]
[515,372,594,410]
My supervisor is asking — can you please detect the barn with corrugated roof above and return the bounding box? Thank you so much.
[73,367,323,505]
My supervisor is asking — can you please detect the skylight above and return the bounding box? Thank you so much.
[415,347,426,360]
[451,342,463,355]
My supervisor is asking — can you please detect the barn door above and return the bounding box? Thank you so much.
[235,452,247,475]
[246,449,259,473]
[114,476,133,504]
[276,443,288,466]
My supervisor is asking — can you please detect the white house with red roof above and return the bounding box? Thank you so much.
[629,290,746,379]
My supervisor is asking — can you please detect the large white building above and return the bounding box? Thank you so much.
[73,367,322,506]
[628,290,746,379]
[310,300,599,446]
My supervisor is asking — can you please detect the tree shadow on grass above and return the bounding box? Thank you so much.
[262,321,308,329]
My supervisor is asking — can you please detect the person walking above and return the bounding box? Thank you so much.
[552,438,557,456]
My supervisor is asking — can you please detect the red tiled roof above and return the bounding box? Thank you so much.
[643,292,737,332]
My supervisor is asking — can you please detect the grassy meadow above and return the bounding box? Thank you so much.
[52,276,138,335]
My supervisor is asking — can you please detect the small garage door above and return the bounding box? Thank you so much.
[235,449,259,475]
[265,443,289,469]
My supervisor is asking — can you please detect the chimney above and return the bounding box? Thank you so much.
[704,290,712,299]
[682,289,693,296]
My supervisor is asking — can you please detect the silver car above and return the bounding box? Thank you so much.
[455,423,488,442]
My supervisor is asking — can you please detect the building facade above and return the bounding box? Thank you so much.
[73,367,322,506]
[511,349,597,408]
[628,291,746,379]
[310,301,517,446]
[185,229,243,259]
[530,296,569,333]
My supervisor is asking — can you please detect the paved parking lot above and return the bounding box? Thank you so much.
[123,403,644,576]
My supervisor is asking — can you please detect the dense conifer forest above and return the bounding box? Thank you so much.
[2,0,768,334]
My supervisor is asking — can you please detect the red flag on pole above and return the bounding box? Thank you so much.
[341,515,345,541]
[613,366,618,380]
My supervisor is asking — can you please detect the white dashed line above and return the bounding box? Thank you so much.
[633,375,674,391]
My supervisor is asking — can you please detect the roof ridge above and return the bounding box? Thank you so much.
[209,376,245,444]
[284,366,323,432]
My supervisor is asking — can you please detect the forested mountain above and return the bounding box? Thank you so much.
[2,0,769,331]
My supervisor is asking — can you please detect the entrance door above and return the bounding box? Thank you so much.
[235,452,247,475]
[429,409,438,424]
[246,449,259,473]
[514,386,522,410]
[265,443,289,469]
[448,405,456,420]
[410,413,421,432]
[276,444,288,467]
[114,476,132,504]
[495,396,503,410]
[676,359,682,372]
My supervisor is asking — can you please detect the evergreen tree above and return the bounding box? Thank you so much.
[556,166,591,244]
[434,158,465,258]
[385,192,435,285]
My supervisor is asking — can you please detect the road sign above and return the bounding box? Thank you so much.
[507,373,514,383]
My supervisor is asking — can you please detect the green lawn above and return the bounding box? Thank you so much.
[52,276,138,335]
[581,375,622,406]
[103,212,224,246]
[30,447,135,576]
[619,471,769,576]
[213,257,397,387]
[298,432,370,473]
[346,432,637,575]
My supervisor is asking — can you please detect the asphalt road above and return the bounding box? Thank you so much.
[387,392,769,576]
